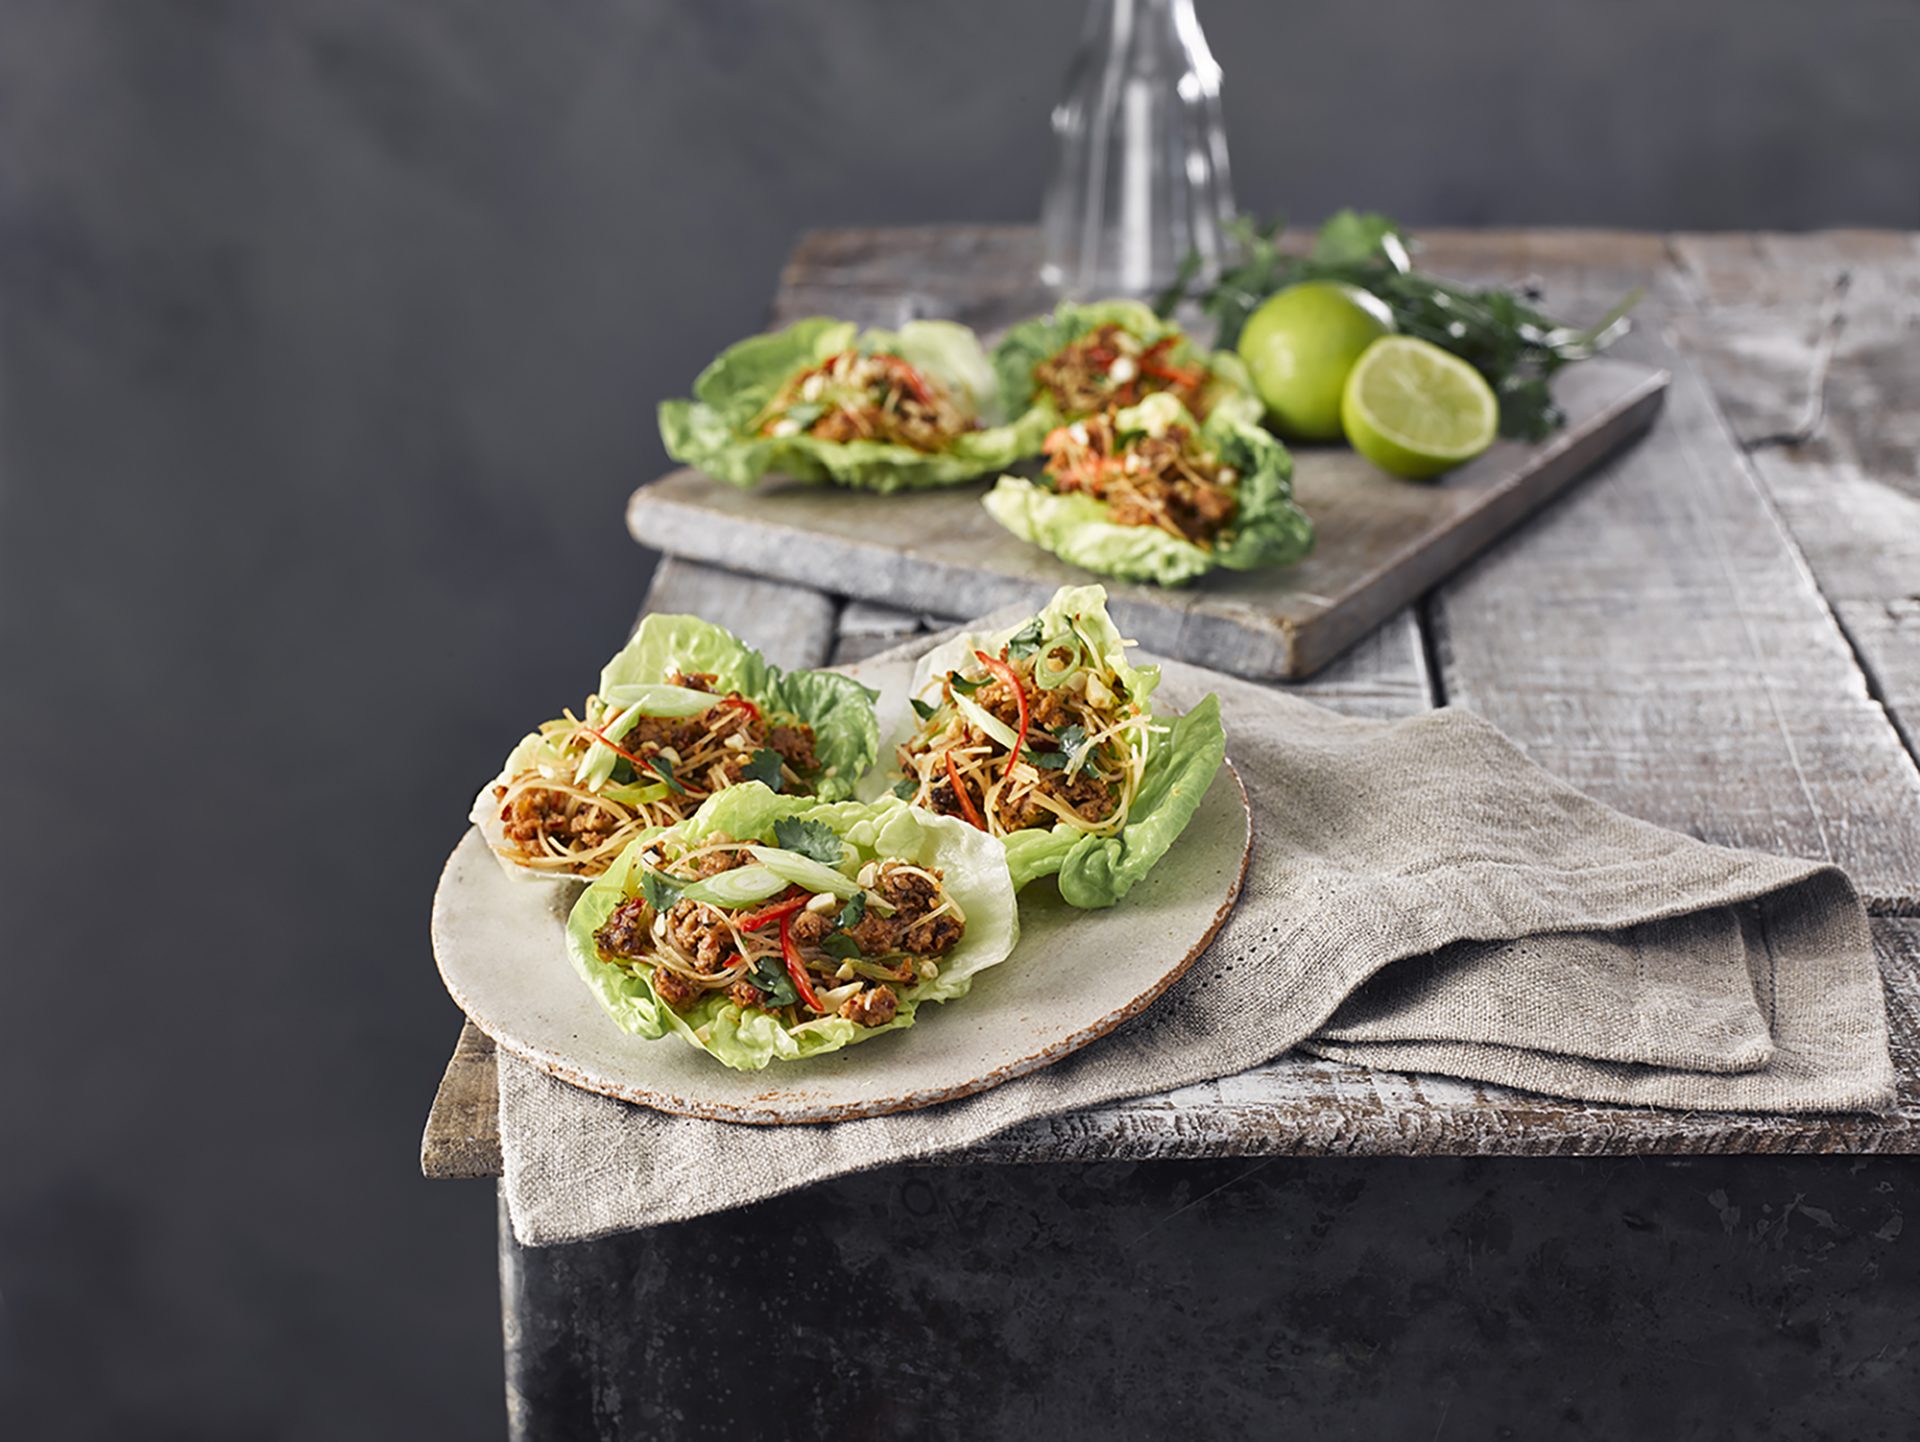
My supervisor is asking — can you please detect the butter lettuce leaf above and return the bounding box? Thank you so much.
[659,317,1046,492]
[564,786,1019,1070]
[907,584,1222,908]
[991,299,1262,431]
[600,614,877,801]
[471,615,879,880]
[982,393,1313,587]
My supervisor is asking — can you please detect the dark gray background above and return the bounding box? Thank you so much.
[1,1,1914,1437]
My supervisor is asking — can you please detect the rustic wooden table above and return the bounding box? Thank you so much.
[424,228,1920,1439]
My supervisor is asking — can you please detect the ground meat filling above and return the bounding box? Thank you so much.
[838,987,897,1028]
[844,863,965,961]
[495,678,823,872]
[497,786,621,852]
[905,644,1127,841]
[759,349,978,453]
[1042,412,1239,549]
[1031,323,1212,421]
[590,846,963,1030]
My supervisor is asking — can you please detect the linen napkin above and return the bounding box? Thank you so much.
[498,650,1893,1246]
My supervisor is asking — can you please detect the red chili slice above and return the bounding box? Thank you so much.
[877,354,936,408]
[974,649,1030,783]
[779,911,826,1014]
[736,892,809,932]
[586,725,653,773]
[944,751,987,830]
[719,693,762,725]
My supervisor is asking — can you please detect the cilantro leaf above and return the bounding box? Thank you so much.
[948,673,985,696]
[1006,618,1045,660]
[743,747,784,792]
[647,754,685,795]
[837,891,866,929]
[748,956,799,1008]
[822,933,864,961]
[910,697,937,722]
[1026,723,1090,773]
[890,777,918,800]
[640,869,681,913]
[773,816,844,865]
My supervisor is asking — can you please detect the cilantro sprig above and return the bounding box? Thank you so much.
[749,956,800,1008]
[773,816,844,865]
[640,868,682,913]
[1026,723,1091,774]
[743,747,784,792]
[1156,209,1639,442]
[646,754,686,795]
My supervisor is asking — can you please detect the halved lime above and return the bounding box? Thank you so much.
[1340,336,1499,479]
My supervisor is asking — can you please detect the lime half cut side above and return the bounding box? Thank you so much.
[1340,336,1500,480]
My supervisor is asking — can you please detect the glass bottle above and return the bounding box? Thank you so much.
[1040,0,1236,300]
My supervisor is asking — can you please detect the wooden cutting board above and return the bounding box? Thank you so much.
[627,357,1668,681]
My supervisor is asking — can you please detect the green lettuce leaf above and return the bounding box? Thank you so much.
[564,785,1020,1070]
[908,584,1223,908]
[599,614,877,800]
[990,299,1263,430]
[471,615,880,879]
[981,393,1314,587]
[1056,694,1225,908]
[658,317,1047,492]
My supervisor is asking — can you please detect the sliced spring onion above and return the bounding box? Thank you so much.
[746,845,860,899]
[678,865,790,908]
[953,692,1020,751]
[597,683,723,717]
[849,958,914,984]
[574,699,653,789]
[600,780,673,806]
[1031,636,1086,689]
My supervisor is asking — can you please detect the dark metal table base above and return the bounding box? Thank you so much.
[499,1155,1918,1440]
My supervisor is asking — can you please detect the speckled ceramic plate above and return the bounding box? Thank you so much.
[432,659,1251,1124]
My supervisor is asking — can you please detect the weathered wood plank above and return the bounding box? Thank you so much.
[427,918,1920,1177]
[1665,232,1920,765]
[421,1020,502,1181]
[1426,272,1920,913]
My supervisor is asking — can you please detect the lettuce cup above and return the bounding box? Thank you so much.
[472,615,878,881]
[892,584,1225,909]
[991,299,1262,433]
[984,392,1314,587]
[659,317,1046,492]
[566,786,1019,1070]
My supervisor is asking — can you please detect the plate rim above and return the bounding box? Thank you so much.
[434,760,1251,1125]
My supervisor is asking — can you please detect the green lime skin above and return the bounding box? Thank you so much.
[1236,281,1395,441]
[1339,335,1500,481]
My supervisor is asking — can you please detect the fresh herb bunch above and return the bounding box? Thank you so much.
[1156,210,1640,441]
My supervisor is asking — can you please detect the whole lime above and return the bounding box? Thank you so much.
[1237,281,1395,441]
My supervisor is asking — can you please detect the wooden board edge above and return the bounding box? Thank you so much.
[627,482,1304,679]
[421,1020,503,1181]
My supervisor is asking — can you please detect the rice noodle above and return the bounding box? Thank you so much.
[493,690,808,875]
